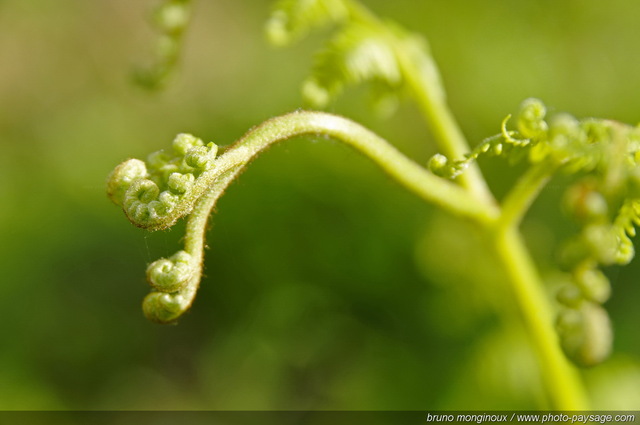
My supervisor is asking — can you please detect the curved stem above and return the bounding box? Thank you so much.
[142,110,499,323]
[143,168,242,323]
[203,111,499,224]
[180,169,244,309]
[399,54,494,204]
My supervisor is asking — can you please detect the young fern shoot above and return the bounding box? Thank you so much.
[107,111,495,323]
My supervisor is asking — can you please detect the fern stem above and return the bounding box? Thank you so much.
[224,111,499,224]
[400,55,494,205]
[495,160,589,408]
[493,228,590,409]
[181,169,243,305]
[500,161,557,229]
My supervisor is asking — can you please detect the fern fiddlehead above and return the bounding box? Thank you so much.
[108,111,497,323]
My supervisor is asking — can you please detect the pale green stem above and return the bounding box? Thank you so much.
[143,111,499,323]
[493,160,589,409]
[139,111,498,231]
[492,228,589,409]
[210,111,499,224]
[181,169,243,308]
[399,55,494,204]
[500,161,557,229]
[143,169,242,323]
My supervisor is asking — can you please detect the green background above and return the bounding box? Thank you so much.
[1,0,639,411]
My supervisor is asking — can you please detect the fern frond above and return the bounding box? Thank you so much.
[266,0,448,118]
[266,0,350,46]
[302,22,402,108]
[612,198,640,265]
[429,99,640,182]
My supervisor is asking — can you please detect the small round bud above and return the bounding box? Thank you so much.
[155,34,180,60]
[185,144,217,171]
[154,1,190,35]
[563,182,608,224]
[107,159,148,206]
[127,179,160,203]
[127,201,151,224]
[428,153,449,177]
[147,200,168,219]
[556,283,582,308]
[615,236,635,265]
[548,113,581,159]
[582,224,619,266]
[167,172,195,194]
[557,303,612,367]
[517,98,548,140]
[146,251,194,292]
[574,268,610,304]
[158,191,179,211]
[123,180,161,226]
[172,133,204,156]
[265,11,290,47]
[143,292,187,324]
[302,79,331,109]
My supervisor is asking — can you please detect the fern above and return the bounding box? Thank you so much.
[134,0,193,90]
[430,97,640,366]
[267,0,444,115]
[108,0,640,409]
[266,0,350,46]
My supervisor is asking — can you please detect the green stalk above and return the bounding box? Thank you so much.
[392,31,588,409]
[220,111,500,224]
[399,55,495,205]
[492,228,589,409]
[500,161,557,229]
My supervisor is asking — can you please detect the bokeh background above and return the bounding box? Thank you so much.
[1,0,639,412]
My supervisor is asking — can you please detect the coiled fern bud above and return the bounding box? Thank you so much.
[517,97,548,141]
[108,132,223,323]
[146,250,195,293]
[107,133,218,230]
[556,302,613,367]
[143,292,189,324]
[106,159,148,207]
